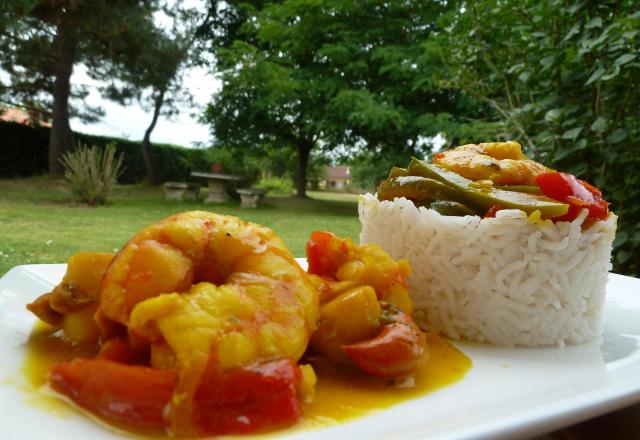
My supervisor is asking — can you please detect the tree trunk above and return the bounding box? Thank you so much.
[48,14,77,175]
[295,139,313,198]
[142,87,166,185]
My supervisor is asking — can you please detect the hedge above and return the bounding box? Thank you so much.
[0,121,209,183]
[0,121,50,177]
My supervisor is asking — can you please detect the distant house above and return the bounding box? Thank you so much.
[320,165,352,190]
[0,108,51,127]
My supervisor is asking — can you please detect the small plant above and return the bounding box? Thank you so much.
[255,176,294,195]
[61,143,125,206]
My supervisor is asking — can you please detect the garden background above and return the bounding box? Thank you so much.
[1,1,638,276]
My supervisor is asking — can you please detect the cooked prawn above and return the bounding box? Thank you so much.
[433,141,549,185]
[47,211,319,436]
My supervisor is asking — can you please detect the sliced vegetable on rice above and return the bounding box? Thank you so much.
[377,141,609,223]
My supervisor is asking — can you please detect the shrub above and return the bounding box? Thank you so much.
[77,133,208,184]
[255,176,294,195]
[61,143,124,206]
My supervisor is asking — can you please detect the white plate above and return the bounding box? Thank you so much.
[1,263,640,440]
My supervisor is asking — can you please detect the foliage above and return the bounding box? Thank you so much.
[73,134,208,184]
[0,121,49,176]
[104,3,209,184]
[0,0,171,173]
[204,146,260,182]
[350,149,413,192]
[0,121,207,183]
[198,142,330,196]
[255,176,294,195]
[442,1,640,276]
[204,0,479,197]
[202,145,261,198]
[250,145,298,180]
[306,151,332,189]
[61,143,124,205]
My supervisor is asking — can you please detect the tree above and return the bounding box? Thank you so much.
[0,1,163,175]
[104,14,195,184]
[204,0,477,197]
[205,0,326,198]
[102,3,221,185]
[207,41,322,197]
[441,1,640,275]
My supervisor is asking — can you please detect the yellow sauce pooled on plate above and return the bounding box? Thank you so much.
[302,334,471,425]
[21,322,98,418]
[22,324,471,437]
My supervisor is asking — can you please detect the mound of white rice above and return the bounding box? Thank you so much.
[359,193,617,347]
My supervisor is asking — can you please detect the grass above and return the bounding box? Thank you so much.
[0,176,362,277]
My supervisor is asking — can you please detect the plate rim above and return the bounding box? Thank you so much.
[1,264,640,440]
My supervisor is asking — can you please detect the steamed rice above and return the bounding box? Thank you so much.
[358,193,617,347]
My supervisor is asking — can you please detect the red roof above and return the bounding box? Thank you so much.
[0,108,51,127]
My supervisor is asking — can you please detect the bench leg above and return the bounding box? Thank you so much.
[183,188,200,201]
[164,188,185,201]
[240,194,260,208]
[204,180,227,203]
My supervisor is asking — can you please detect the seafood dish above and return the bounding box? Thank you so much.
[25,211,468,437]
[360,141,616,346]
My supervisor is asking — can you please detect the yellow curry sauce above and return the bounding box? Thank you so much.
[21,323,471,437]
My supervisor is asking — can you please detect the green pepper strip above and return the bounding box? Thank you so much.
[407,158,569,218]
[494,185,542,194]
[388,167,409,178]
[428,200,477,216]
[377,176,463,204]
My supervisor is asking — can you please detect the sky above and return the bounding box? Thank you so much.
[69,63,445,152]
[69,0,216,148]
[70,65,220,148]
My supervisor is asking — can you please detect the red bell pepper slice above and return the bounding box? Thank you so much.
[49,358,302,435]
[484,204,504,218]
[535,172,609,221]
[50,359,177,430]
[306,230,340,276]
[194,359,302,435]
[342,307,426,378]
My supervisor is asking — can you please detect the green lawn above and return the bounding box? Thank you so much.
[0,176,363,276]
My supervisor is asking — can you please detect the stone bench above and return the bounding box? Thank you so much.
[236,188,267,208]
[163,182,201,201]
